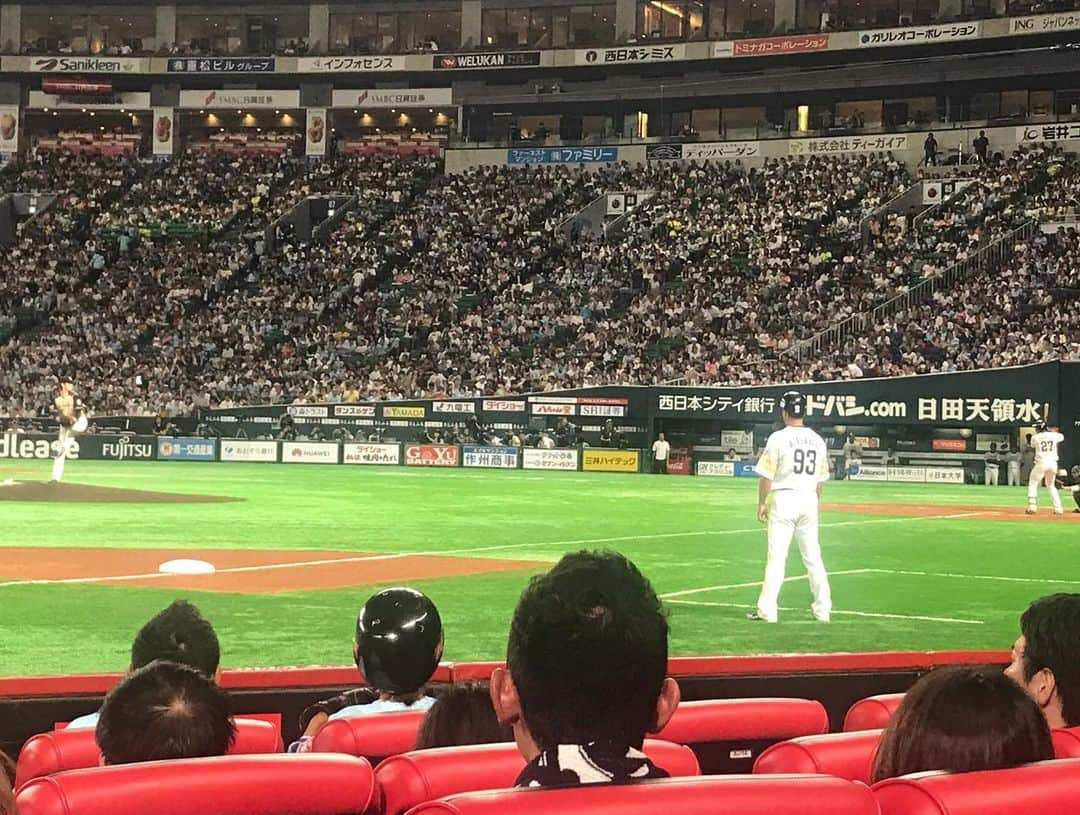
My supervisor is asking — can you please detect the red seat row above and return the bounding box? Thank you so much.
[753,725,1080,783]
[14,753,1080,815]
[14,717,282,788]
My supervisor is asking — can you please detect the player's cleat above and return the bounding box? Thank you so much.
[1026,507,1037,515]
[746,612,777,623]
[814,613,830,623]
[1054,508,1065,515]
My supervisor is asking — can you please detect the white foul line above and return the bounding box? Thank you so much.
[0,553,411,588]
[861,568,1080,586]
[665,598,984,626]
[0,512,994,590]
[660,569,873,599]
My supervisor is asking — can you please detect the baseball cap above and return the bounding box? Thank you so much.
[780,391,806,417]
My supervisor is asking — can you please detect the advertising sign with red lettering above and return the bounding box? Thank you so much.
[532,403,576,416]
[482,399,527,412]
[667,445,692,475]
[404,444,459,467]
[733,34,829,56]
[932,438,968,452]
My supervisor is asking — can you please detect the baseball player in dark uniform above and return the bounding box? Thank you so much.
[1055,466,1080,513]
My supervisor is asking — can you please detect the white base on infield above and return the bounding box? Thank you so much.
[158,559,217,575]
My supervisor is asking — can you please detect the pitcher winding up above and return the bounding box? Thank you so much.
[51,380,87,484]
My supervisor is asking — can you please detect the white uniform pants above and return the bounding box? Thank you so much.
[756,491,832,622]
[984,466,999,486]
[1028,463,1063,512]
[51,425,72,482]
[1008,463,1021,486]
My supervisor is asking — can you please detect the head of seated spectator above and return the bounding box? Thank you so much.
[415,681,511,750]
[66,599,221,730]
[491,550,680,787]
[1005,593,1080,729]
[1,749,14,815]
[292,588,443,750]
[131,599,222,678]
[870,665,1053,783]
[96,660,236,765]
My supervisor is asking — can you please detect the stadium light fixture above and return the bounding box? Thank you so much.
[650,1,687,18]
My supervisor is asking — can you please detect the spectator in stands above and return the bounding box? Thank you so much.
[0,749,13,815]
[292,588,443,751]
[871,665,1053,782]
[68,599,221,729]
[96,661,236,766]
[974,130,990,165]
[490,550,681,787]
[415,682,512,749]
[1005,593,1080,729]
[922,132,938,166]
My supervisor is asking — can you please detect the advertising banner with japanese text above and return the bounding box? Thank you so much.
[582,449,640,473]
[653,363,1057,427]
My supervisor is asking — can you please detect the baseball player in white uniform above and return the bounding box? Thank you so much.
[51,380,86,484]
[1027,422,1065,515]
[749,391,832,623]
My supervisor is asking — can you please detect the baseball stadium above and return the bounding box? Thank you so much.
[1,2,1079,812]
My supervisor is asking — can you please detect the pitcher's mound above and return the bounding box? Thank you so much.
[0,481,240,504]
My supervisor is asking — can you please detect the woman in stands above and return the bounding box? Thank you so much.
[415,682,511,750]
[871,666,1054,782]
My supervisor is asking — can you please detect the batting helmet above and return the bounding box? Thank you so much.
[355,587,443,694]
[1071,465,1080,481]
[1036,421,1048,433]
[780,391,806,418]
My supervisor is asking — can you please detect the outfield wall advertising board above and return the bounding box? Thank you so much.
[282,442,340,464]
[81,435,155,461]
[582,449,640,473]
[404,444,459,467]
[696,461,735,477]
[221,441,278,462]
[462,445,519,469]
[522,449,579,470]
[0,433,76,460]
[926,467,965,483]
[343,443,401,465]
[158,437,217,461]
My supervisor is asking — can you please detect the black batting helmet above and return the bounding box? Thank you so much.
[1036,421,1048,433]
[780,391,806,418]
[355,587,443,694]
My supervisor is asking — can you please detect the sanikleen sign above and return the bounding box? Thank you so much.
[30,56,148,73]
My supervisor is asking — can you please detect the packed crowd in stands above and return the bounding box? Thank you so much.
[95,152,301,233]
[0,142,1077,415]
[2,554,1080,814]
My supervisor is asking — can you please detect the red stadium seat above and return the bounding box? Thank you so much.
[653,698,830,773]
[843,693,905,731]
[15,717,282,788]
[14,754,374,815]
[311,709,428,763]
[375,739,699,815]
[403,774,879,815]
[1051,726,1080,758]
[872,759,1080,815]
[753,729,883,783]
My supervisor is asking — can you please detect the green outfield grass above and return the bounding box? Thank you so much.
[1,461,1077,676]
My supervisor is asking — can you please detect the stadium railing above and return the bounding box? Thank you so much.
[787,218,1037,362]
